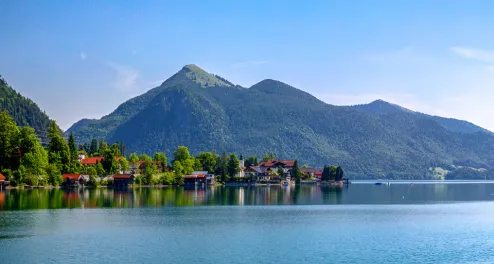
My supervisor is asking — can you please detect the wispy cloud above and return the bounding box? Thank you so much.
[107,62,140,92]
[233,60,268,68]
[450,46,494,63]
[80,52,87,61]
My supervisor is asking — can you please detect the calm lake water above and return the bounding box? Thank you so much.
[1,182,494,263]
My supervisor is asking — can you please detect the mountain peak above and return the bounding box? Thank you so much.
[174,64,232,88]
[351,99,413,114]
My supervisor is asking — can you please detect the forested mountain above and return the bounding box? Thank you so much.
[0,75,52,143]
[67,65,494,179]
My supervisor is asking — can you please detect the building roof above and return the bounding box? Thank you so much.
[258,159,296,168]
[81,156,103,165]
[192,171,209,175]
[81,156,122,165]
[113,174,133,179]
[300,168,317,173]
[0,173,5,181]
[315,170,323,178]
[62,174,82,180]
[184,174,205,179]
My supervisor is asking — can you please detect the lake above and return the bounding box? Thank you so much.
[1,182,494,263]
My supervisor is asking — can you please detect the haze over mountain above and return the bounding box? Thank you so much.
[66,65,494,179]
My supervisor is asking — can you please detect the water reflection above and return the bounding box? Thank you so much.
[1,183,494,210]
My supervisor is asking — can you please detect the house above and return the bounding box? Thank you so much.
[258,159,295,179]
[315,170,323,179]
[62,174,85,187]
[301,168,317,178]
[81,156,122,166]
[78,153,86,162]
[184,171,215,186]
[0,173,9,190]
[113,174,134,188]
[81,156,104,166]
[236,160,245,177]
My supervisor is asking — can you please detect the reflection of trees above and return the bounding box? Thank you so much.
[320,185,343,204]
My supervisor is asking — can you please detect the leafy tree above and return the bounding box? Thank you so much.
[98,140,109,154]
[321,166,330,181]
[269,152,275,160]
[329,166,337,181]
[262,154,269,162]
[139,153,152,162]
[119,156,129,172]
[18,126,48,176]
[291,160,302,184]
[172,161,184,185]
[0,111,20,171]
[245,156,259,167]
[143,159,157,184]
[95,162,105,176]
[173,146,194,175]
[129,152,139,168]
[47,120,71,173]
[196,152,217,173]
[154,152,167,172]
[227,153,240,178]
[277,166,285,177]
[102,149,119,175]
[160,172,175,185]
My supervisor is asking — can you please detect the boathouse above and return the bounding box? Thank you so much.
[113,174,134,188]
[0,173,9,190]
[62,174,85,187]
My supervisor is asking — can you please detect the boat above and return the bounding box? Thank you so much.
[375,182,383,185]
[283,181,289,187]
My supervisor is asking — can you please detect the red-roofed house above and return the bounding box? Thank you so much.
[81,156,122,166]
[315,170,323,179]
[0,173,8,189]
[62,174,85,187]
[113,174,134,188]
[258,159,296,179]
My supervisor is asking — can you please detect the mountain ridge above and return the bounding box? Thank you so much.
[66,64,494,179]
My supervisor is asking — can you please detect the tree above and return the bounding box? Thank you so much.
[277,166,284,178]
[102,149,118,175]
[129,152,139,168]
[68,133,78,162]
[119,156,129,172]
[154,152,167,172]
[90,139,98,155]
[0,111,20,171]
[321,166,330,181]
[95,162,105,176]
[173,146,194,175]
[19,126,48,177]
[335,166,344,181]
[172,161,184,185]
[111,143,121,156]
[227,153,240,178]
[46,163,62,186]
[291,160,302,184]
[143,158,157,184]
[262,154,269,162]
[269,152,275,160]
[329,166,337,181]
[196,152,216,173]
[47,120,70,173]
[245,156,258,167]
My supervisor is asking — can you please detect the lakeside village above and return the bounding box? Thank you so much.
[0,111,347,190]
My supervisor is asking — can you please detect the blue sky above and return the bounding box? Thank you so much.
[1,0,494,130]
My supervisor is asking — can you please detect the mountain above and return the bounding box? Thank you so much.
[351,99,490,134]
[0,75,53,142]
[67,65,494,179]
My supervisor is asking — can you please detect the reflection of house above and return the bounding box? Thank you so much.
[62,174,86,187]
[0,173,9,190]
[113,174,134,188]
[184,171,215,185]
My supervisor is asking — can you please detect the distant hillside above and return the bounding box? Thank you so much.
[67,65,494,179]
[350,100,490,134]
[0,75,53,142]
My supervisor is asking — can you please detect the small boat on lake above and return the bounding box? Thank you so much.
[375,182,384,185]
